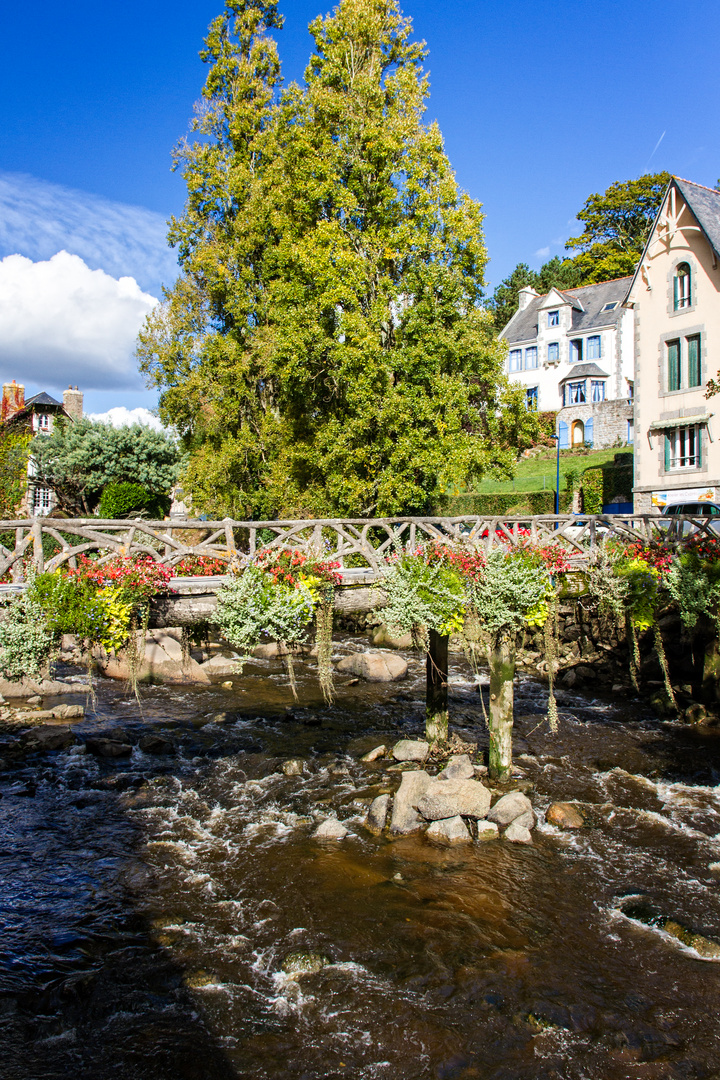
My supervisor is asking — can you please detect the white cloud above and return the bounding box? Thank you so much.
[0,251,158,391]
[0,171,178,298]
[534,245,551,258]
[88,406,165,431]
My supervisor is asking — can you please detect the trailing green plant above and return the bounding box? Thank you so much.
[0,428,31,517]
[211,549,341,701]
[381,546,470,648]
[0,588,56,680]
[667,534,720,635]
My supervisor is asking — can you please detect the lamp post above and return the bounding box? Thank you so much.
[550,434,560,515]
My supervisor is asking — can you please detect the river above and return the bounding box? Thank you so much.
[1,641,719,1079]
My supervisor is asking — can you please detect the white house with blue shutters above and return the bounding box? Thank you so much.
[499,277,635,448]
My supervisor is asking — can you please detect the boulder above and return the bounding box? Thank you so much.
[475,820,499,842]
[24,725,75,751]
[139,734,175,755]
[365,793,391,835]
[361,744,386,763]
[389,770,432,834]
[514,809,536,830]
[545,802,585,830]
[312,817,348,840]
[371,624,413,650]
[417,778,492,821]
[487,791,533,826]
[200,654,242,676]
[96,631,211,685]
[0,677,77,697]
[336,651,408,683]
[282,759,304,777]
[426,816,471,845]
[503,821,533,844]
[281,951,331,976]
[85,737,132,758]
[253,642,305,659]
[438,754,475,781]
[392,739,429,762]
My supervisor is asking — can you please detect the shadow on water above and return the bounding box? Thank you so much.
[2,645,720,1079]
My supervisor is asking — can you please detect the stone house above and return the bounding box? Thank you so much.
[499,278,635,449]
[1,381,83,515]
[625,178,720,511]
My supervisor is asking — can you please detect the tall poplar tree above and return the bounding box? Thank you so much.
[140,0,533,518]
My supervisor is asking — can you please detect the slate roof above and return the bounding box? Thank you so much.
[24,392,63,409]
[673,178,720,259]
[559,363,609,381]
[501,276,632,344]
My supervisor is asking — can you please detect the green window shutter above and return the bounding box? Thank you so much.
[668,340,680,391]
[664,433,671,471]
[697,426,702,468]
[688,335,701,387]
[673,274,679,310]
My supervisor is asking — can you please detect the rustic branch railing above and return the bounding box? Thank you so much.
[0,514,705,583]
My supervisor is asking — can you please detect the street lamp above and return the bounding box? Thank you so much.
[550,434,560,515]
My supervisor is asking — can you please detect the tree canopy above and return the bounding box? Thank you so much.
[490,171,671,331]
[138,0,536,519]
[30,420,182,516]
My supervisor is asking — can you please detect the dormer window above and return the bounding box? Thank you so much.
[674,263,691,310]
[601,301,618,312]
[548,310,559,327]
[34,413,51,431]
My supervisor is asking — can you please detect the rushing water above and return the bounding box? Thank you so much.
[2,641,720,1079]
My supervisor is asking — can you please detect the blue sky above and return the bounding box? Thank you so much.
[1,0,719,414]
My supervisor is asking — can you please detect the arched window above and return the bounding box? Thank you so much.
[674,262,691,310]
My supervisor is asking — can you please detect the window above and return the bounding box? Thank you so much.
[627,419,634,445]
[674,263,691,310]
[566,381,586,404]
[547,342,559,362]
[509,349,522,372]
[602,301,618,312]
[687,334,701,387]
[34,413,50,431]
[587,335,601,360]
[525,386,538,410]
[525,346,538,369]
[32,487,52,515]
[627,380,634,400]
[591,380,605,402]
[569,339,583,363]
[548,310,559,327]
[667,339,681,391]
[665,425,700,470]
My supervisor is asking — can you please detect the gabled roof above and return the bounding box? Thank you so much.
[24,391,63,409]
[559,363,609,381]
[501,276,632,344]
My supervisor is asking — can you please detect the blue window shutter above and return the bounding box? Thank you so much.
[558,421,569,449]
[664,434,671,471]
[585,417,594,446]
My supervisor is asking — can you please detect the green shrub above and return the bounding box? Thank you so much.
[444,490,571,516]
[98,482,170,520]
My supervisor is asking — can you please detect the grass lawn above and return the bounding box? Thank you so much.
[472,446,632,494]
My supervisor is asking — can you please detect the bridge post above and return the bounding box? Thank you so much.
[426,629,448,744]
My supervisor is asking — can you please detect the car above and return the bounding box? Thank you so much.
[660,501,720,536]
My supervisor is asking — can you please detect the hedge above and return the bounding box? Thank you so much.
[444,490,572,516]
[581,454,633,513]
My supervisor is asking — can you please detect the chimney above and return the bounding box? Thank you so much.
[1,380,25,421]
[517,286,539,311]
[63,385,84,421]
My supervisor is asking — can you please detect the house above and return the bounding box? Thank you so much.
[625,178,720,512]
[1,381,83,515]
[499,278,635,448]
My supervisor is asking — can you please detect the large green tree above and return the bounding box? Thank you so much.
[490,172,671,330]
[139,0,534,519]
[30,420,182,516]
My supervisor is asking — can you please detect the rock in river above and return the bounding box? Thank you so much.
[438,754,475,781]
[487,791,533,826]
[503,820,534,844]
[390,770,431,834]
[312,817,348,840]
[336,651,408,683]
[365,793,391,835]
[545,802,585,830]
[475,820,499,842]
[281,951,331,977]
[417,778,492,821]
[24,725,76,751]
[426,815,471,845]
[392,739,429,762]
[282,758,304,776]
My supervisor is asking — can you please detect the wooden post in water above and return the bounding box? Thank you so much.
[426,629,449,744]
[488,632,516,780]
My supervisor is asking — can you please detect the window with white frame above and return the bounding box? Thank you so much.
[525,346,538,369]
[32,487,52,514]
[566,381,586,404]
[587,335,601,360]
[525,386,538,410]
[665,425,700,470]
[673,263,691,310]
[548,310,559,327]
[602,301,618,312]
[591,380,605,402]
[509,349,522,372]
[667,334,702,391]
[34,413,51,432]
[569,339,583,363]
[547,342,559,363]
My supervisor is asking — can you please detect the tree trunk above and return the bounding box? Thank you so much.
[426,629,448,744]
[488,631,516,780]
